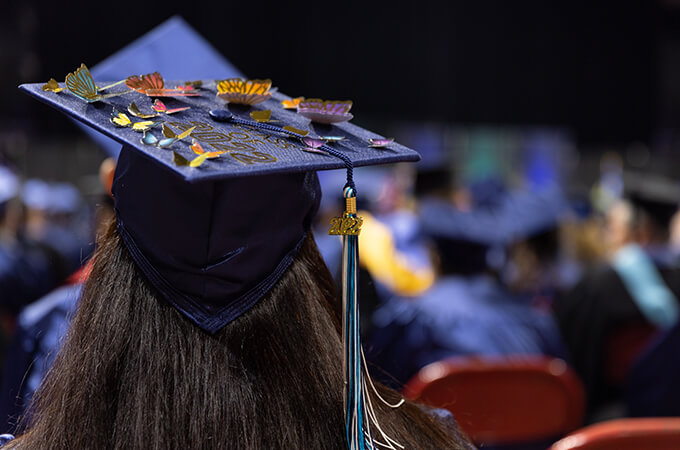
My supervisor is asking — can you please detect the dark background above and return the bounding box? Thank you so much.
[1,0,679,147]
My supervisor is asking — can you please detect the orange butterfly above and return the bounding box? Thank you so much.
[126,72,200,97]
[281,97,304,109]
[187,139,226,167]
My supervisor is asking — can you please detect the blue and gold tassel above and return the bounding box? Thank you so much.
[330,188,404,450]
[330,187,366,448]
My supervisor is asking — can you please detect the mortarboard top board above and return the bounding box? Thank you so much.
[22,63,420,450]
[78,16,244,158]
[21,84,417,182]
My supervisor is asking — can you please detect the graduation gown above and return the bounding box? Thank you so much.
[554,261,680,410]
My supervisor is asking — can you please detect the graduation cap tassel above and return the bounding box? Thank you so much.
[331,187,404,450]
[338,187,365,449]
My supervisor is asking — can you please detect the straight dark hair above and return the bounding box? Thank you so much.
[9,221,471,449]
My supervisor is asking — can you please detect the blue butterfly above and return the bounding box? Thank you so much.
[65,64,129,103]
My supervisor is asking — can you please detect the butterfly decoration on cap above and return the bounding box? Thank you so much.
[141,123,195,148]
[297,99,354,124]
[153,99,190,114]
[281,96,304,109]
[126,72,200,97]
[183,80,203,89]
[41,78,64,93]
[110,108,160,132]
[320,135,346,143]
[216,78,274,105]
[249,109,277,123]
[173,139,227,168]
[62,64,130,103]
[282,126,309,136]
[127,102,159,119]
[300,137,328,155]
[127,100,190,119]
[368,138,394,148]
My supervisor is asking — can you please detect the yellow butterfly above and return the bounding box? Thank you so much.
[110,108,159,132]
[162,124,195,140]
[42,78,64,93]
[216,78,273,105]
[188,140,227,167]
[249,109,281,123]
[128,102,160,119]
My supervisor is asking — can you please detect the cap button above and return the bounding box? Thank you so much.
[209,109,233,122]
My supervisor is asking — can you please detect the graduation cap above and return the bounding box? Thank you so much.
[623,171,680,231]
[420,185,566,272]
[421,186,565,245]
[21,65,418,450]
[79,16,244,158]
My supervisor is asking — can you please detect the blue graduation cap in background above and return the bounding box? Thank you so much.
[79,16,243,158]
[420,184,567,247]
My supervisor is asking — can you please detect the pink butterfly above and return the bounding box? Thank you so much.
[153,99,190,114]
[300,137,328,155]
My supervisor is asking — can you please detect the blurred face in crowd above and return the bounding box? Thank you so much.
[670,210,680,252]
[605,200,634,253]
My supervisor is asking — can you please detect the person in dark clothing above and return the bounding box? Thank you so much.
[554,183,680,416]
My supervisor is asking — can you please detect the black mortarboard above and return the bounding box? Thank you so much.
[22,64,420,449]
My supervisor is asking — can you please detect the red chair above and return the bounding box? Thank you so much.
[550,418,680,450]
[403,356,585,447]
[604,321,658,387]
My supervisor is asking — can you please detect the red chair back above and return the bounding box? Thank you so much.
[604,321,658,387]
[403,356,585,446]
[550,418,680,450]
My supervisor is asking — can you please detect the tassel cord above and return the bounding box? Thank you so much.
[227,116,355,190]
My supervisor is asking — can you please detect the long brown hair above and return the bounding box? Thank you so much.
[10,221,471,449]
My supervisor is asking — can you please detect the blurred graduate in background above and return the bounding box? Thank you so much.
[0,166,89,354]
[555,172,680,418]
[366,165,568,386]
